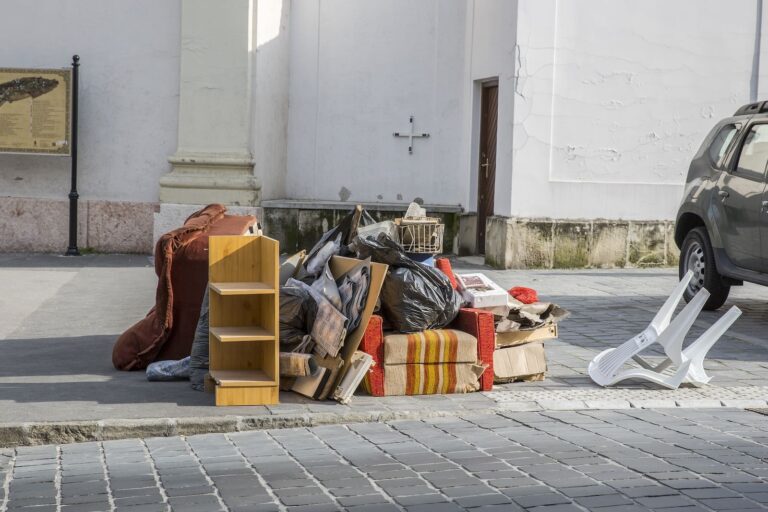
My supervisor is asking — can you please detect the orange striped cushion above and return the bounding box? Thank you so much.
[383,363,484,395]
[384,330,477,365]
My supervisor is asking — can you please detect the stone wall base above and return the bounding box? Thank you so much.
[0,196,156,254]
[262,200,462,255]
[483,216,679,269]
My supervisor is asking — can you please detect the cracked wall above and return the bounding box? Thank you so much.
[509,0,760,221]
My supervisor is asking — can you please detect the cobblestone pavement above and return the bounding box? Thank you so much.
[2,409,768,512]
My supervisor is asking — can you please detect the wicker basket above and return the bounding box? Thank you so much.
[398,221,444,254]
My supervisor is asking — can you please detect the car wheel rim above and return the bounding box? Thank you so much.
[684,241,706,295]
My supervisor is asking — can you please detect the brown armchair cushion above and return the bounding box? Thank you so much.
[112,204,256,370]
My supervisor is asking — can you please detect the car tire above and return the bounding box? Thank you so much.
[679,227,730,310]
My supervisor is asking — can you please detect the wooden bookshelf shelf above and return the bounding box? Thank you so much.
[209,369,275,387]
[209,281,275,295]
[210,326,274,342]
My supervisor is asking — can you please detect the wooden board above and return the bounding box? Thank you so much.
[215,385,278,406]
[210,326,274,342]
[209,282,274,295]
[209,369,275,387]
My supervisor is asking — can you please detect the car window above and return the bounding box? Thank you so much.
[708,124,738,166]
[735,124,768,180]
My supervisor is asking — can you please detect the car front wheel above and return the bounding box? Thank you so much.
[679,226,730,310]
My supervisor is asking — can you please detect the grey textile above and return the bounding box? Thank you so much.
[311,263,343,310]
[147,356,191,381]
[336,257,371,332]
[189,287,209,391]
[305,234,341,276]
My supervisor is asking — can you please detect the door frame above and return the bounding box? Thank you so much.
[469,78,498,255]
[476,80,498,254]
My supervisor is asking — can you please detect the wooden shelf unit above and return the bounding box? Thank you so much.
[208,235,279,406]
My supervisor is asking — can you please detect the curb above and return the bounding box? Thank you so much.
[2,401,767,448]
[0,410,457,449]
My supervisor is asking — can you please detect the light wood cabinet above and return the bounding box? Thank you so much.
[208,235,279,406]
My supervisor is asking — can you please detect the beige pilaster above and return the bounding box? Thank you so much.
[159,0,259,206]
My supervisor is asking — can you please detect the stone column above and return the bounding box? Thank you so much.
[156,0,259,237]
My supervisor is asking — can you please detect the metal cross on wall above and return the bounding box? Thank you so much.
[393,115,430,154]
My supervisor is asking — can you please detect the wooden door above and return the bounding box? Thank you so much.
[477,85,498,253]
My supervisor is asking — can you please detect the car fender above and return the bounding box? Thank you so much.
[675,176,723,249]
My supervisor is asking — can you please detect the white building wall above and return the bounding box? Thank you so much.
[510,0,759,221]
[0,0,180,203]
[466,0,518,217]
[286,0,468,207]
[253,0,291,200]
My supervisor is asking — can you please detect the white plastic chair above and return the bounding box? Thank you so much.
[588,271,742,389]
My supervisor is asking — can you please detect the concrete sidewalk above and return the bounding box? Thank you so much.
[1,253,767,447]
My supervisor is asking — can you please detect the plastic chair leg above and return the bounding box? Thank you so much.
[683,306,742,386]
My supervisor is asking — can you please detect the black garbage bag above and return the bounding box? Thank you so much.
[355,234,462,333]
[280,286,318,351]
[303,205,376,276]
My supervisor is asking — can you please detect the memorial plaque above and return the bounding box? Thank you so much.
[0,68,71,155]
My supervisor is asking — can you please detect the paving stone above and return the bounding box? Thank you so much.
[453,493,512,507]
[404,503,464,512]
[114,505,169,512]
[337,494,390,506]
[512,492,572,508]
[346,505,400,512]
[279,493,334,506]
[574,493,634,507]
[636,495,698,508]
[699,497,764,510]
[393,493,447,506]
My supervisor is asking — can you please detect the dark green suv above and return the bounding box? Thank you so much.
[676,101,768,310]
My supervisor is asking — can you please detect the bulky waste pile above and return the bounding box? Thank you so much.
[143,204,568,401]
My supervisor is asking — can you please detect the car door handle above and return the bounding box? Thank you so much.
[718,190,730,199]
[763,200,768,212]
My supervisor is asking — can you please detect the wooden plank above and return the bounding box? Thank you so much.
[210,326,274,342]
[209,282,274,295]
[210,369,275,387]
[215,386,278,406]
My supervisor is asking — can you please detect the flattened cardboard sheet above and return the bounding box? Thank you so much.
[496,324,558,348]
[493,342,547,383]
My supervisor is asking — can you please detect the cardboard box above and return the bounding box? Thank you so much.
[456,273,508,308]
[493,342,547,383]
[496,324,558,348]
